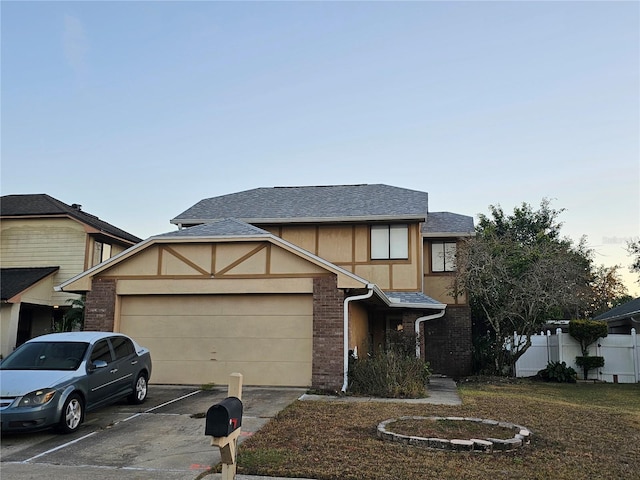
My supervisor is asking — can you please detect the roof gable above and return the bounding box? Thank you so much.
[1,194,142,244]
[171,184,430,225]
[156,219,271,238]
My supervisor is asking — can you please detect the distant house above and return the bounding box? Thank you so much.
[57,184,474,390]
[0,194,142,356]
[594,297,640,334]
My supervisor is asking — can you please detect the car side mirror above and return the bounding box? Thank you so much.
[88,359,108,372]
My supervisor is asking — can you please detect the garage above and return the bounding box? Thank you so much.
[119,293,313,387]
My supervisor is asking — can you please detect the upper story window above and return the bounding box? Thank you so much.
[93,241,112,267]
[371,224,408,260]
[431,241,456,272]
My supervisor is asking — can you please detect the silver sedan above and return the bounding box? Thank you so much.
[0,331,152,434]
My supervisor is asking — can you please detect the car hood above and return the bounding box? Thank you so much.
[0,369,75,396]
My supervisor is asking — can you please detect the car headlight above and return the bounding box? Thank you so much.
[18,389,57,407]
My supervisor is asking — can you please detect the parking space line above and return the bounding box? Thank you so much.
[143,389,202,413]
[22,431,98,463]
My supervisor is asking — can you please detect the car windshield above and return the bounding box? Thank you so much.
[0,341,89,371]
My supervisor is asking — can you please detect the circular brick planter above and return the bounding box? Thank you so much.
[377,416,531,453]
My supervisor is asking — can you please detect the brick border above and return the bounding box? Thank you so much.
[377,416,531,453]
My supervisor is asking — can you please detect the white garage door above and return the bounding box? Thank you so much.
[119,294,313,387]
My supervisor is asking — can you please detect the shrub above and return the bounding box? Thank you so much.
[569,319,608,379]
[575,356,605,380]
[348,333,431,398]
[536,361,577,383]
[569,319,608,355]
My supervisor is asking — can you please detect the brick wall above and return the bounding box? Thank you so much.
[422,305,472,377]
[84,278,116,331]
[312,275,344,392]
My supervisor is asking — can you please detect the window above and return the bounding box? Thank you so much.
[371,224,408,260]
[111,337,135,360]
[93,241,112,267]
[431,241,456,272]
[90,340,113,363]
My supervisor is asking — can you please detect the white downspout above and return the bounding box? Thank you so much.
[342,286,374,392]
[415,309,446,358]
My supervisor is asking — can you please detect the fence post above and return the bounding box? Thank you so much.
[546,330,550,363]
[632,328,638,383]
[556,328,564,364]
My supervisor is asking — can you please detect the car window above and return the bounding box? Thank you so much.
[90,339,113,363]
[0,342,88,371]
[111,337,135,360]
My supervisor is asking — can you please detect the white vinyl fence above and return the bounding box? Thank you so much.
[514,328,639,383]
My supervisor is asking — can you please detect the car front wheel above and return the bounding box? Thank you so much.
[128,373,148,404]
[58,393,83,434]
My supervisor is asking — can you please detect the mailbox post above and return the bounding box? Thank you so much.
[206,373,243,480]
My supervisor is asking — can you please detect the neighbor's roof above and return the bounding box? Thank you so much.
[594,297,640,322]
[1,194,142,244]
[171,184,430,225]
[1,267,59,301]
[422,212,475,237]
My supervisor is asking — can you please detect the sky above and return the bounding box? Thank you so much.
[2,1,639,295]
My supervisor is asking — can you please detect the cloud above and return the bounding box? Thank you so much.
[63,13,88,79]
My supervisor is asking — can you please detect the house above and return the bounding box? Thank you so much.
[594,297,640,334]
[0,194,142,356]
[57,185,474,391]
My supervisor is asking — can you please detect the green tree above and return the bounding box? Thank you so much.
[54,296,85,332]
[454,200,591,375]
[582,265,629,318]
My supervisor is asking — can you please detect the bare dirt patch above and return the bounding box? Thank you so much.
[389,417,513,439]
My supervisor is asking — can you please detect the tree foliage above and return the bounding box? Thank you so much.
[454,200,591,374]
[582,265,629,318]
[568,319,608,356]
[627,239,640,283]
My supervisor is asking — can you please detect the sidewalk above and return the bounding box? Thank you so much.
[298,375,462,405]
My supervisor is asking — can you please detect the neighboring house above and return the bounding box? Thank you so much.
[0,194,142,356]
[594,297,640,334]
[57,184,474,391]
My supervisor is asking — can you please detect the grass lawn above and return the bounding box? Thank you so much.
[221,380,640,480]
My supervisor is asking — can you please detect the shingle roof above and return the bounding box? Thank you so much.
[422,212,475,236]
[1,194,142,244]
[1,267,59,301]
[171,184,430,225]
[594,297,640,322]
[383,291,445,307]
[155,219,271,238]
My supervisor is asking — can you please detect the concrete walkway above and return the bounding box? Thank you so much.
[298,375,461,405]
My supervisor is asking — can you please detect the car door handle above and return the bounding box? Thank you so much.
[131,360,138,365]
[110,368,118,374]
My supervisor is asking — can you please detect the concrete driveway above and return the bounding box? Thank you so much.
[1,385,305,480]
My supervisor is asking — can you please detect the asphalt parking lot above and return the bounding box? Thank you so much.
[1,385,306,480]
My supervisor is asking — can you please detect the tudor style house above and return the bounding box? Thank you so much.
[0,194,142,356]
[57,185,474,391]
